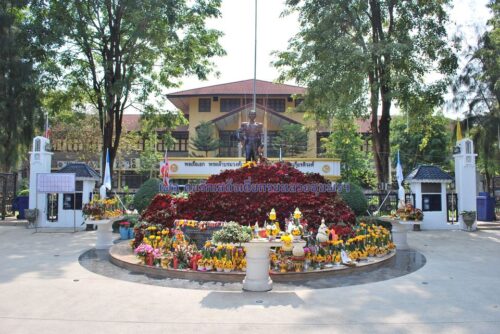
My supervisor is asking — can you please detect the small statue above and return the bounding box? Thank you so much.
[238,110,263,162]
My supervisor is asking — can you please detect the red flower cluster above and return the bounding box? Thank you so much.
[330,224,355,240]
[141,162,355,231]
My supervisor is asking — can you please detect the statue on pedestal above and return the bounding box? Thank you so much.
[238,111,263,162]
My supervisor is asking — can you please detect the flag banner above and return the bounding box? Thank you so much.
[160,150,169,186]
[396,150,404,187]
[44,114,51,139]
[103,149,111,190]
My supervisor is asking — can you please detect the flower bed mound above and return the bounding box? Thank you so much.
[141,162,355,230]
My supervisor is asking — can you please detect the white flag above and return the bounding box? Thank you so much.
[103,149,112,190]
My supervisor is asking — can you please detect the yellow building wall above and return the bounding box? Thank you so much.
[186,96,317,158]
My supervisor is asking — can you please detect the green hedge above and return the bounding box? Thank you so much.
[133,178,161,213]
[340,183,368,216]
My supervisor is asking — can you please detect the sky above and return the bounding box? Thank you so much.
[161,0,493,115]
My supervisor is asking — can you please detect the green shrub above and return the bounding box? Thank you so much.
[18,189,29,196]
[133,178,161,213]
[340,183,368,216]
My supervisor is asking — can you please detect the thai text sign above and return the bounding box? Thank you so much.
[166,158,340,180]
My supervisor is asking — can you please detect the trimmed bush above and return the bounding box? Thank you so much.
[141,162,356,231]
[133,178,161,213]
[340,183,368,216]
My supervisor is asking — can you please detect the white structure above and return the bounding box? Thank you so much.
[54,163,100,228]
[454,138,478,230]
[29,136,54,227]
[29,136,99,229]
[406,165,456,230]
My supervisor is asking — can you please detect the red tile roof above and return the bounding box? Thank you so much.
[122,114,141,131]
[122,114,188,132]
[167,79,306,97]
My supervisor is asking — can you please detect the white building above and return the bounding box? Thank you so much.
[406,165,456,230]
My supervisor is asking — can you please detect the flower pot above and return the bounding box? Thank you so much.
[128,228,135,239]
[462,213,476,231]
[292,244,305,257]
[119,226,129,240]
[173,258,179,269]
[145,253,154,266]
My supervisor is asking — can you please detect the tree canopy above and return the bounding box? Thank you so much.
[321,116,376,188]
[275,0,458,184]
[0,1,42,171]
[453,0,500,192]
[390,114,452,177]
[190,121,220,157]
[30,0,225,183]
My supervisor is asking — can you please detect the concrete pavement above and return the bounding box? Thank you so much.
[0,225,499,334]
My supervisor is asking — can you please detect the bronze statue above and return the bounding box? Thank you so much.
[238,111,263,162]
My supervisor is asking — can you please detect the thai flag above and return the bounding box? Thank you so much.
[160,150,169,187]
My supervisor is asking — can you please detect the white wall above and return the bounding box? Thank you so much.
[410,182,458,230]
[44,180,95,229]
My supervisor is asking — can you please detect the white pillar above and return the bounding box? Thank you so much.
[454,139,478,230]
[29,136,53,227]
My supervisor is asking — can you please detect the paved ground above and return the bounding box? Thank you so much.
[0,225,499,334]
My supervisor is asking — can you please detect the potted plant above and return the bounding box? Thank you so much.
[461,211,476,231]
[119,221,130,240]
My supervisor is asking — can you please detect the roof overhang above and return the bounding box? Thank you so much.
[203,103,300,130]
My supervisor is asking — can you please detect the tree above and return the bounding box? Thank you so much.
[0,1,42,171]
[139,109,187,177]
[275,0,458,184]
[273,123,309,157]
[453,1,499,193]
[321,116,376,188]
[190,121,219,157]
[390,114,452,177]
[30,0,224,184]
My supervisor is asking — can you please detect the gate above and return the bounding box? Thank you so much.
[0,173,18,220]
[447,193,458,223]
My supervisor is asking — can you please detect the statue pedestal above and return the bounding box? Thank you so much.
[379,217,420,250]
[242,239,305,292]
[87,217,122,249]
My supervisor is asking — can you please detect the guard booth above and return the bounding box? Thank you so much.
[28,136,99,230]
[406,165,458,230]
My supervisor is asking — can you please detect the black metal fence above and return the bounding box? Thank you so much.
[0,173,17,220]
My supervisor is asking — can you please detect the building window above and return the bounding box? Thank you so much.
[243,97,263,105]
[156,139,164,152]
[171,132,188,152]
[316,132,331,156]
[267,98,286,112]
[294,98,304,108]
[220,98,241,112]
[465,140,471,154]
[62,193,83,210]
[422,194,442,211]
[219,131,239,157]
[199,98,211,112]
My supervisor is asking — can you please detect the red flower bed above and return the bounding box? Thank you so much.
[141,162,355,230]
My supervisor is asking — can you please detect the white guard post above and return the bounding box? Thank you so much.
[454,138,478,231]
